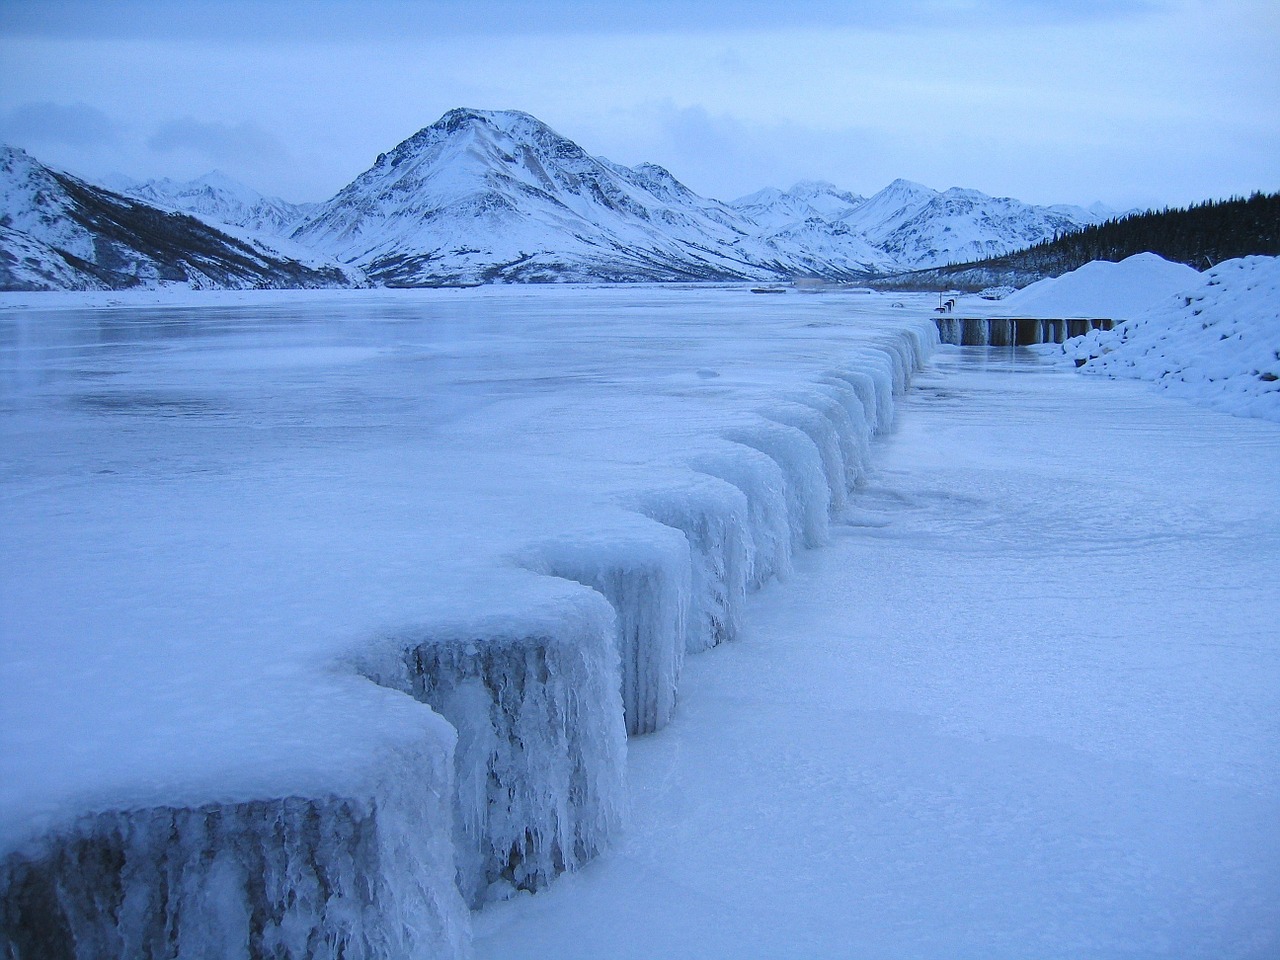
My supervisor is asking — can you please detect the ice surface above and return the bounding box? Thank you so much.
[472,347,1280,960]
[353,576,627,908]
[0,285,935,955]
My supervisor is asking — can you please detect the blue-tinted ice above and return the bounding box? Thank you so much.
[0,286,935,956]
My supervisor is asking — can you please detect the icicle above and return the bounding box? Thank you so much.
[724,418,830,550]
[357,584,627,908]
[526,524,691,736]
[632,473,751,654]
[687,442,794,589]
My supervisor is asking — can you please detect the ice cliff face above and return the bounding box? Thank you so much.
[0,146,354,291]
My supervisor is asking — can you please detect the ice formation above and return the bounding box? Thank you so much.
[0,287,937,958]
[1,699,469,960]
[354,578,627,909]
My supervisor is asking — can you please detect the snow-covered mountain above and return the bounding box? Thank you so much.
[737,177,1110,270]
[2,108,1122,290]
[291,108,791,285]
[122,171,316,238]
[0,145,353,291]
[866,184,1110,267]
[731,180,864,232]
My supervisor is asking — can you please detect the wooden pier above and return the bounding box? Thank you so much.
[934,317,1114,346]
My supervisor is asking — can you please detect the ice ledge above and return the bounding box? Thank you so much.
[0,318,938,958]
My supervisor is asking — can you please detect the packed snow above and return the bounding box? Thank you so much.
[0,285,934,956]
[998,252,1201,318]
[1062,256,1280,422]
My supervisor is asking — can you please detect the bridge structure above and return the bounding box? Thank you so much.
[934,316,1115,346]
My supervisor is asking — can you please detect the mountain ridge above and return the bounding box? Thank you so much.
[2,108,1131,290]
[0,145,356,291]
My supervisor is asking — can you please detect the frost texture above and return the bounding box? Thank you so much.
[0,759,468,960]
[357,589,627,908]
[529,526,691,736]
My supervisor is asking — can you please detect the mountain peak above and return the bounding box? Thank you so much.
[788,179,840,195]
[434,107,542,135]
[882,178,934,196]
[193,169,249,191]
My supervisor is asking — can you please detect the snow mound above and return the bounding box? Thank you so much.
[1065,256,1280,422]
[1003,253,1201,318]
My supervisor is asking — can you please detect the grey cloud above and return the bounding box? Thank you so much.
[611,102,883,201]
[0,101,121,148]
[1,0,1182,41]
[146,117,283,164]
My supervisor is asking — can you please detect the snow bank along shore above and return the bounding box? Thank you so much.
[1058,255,1280,423]
[948,251,1278,424]
[0,288,936,958]
[998,252,1202,319]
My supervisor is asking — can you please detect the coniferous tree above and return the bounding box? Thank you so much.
[874,191,1280,291]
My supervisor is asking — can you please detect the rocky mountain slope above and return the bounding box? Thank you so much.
[0,146,355,291]
[290,108,794,285]
[2,108,1123,290]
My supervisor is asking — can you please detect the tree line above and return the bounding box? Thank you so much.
[872,190,1280,291]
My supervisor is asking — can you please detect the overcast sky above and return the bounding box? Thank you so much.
[1,0,1276,210]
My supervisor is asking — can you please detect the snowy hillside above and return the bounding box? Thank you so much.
[291,108,792,285]
[0,146,354,291]
[871,186,1107,268]
[1064,256,1280,422]
[731,180,865,232]
[734,176,1109,272]
[3,108,1124,289]
[123,170,316,237]
[832,179,1109,268]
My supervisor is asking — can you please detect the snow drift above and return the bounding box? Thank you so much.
[1000,252,1201,318]
[1064,256,1280,422]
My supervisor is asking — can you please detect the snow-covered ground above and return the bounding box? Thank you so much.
[474,347,1280,960]
[997,252,1202,319]
[1063,256,1280,422]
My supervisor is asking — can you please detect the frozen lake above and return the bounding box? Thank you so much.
[474,347,1280,959]
[0,286,934,952]
[3,287,1274,957]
